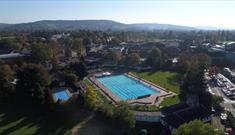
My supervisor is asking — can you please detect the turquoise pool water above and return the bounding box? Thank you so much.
[54,89,70,100]
[96,74,159,100]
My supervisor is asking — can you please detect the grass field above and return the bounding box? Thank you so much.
[133,71,181,94]
[159,96,180,107]
[133,71,182,107]
[0,107,76,135]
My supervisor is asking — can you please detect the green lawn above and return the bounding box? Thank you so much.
[159,96,180,107]
[133,71,181,94]
[0,105,88,135]
[0,104,119,135]
[133,71,182,107]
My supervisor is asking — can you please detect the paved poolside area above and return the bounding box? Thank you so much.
[90,76,121,103]
[89,72,176,105]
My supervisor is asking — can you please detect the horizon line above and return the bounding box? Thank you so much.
[1,19,235,30]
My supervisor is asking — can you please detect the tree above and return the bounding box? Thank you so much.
[0,64,15,101]
[49,40,59,59]
[114,102,136,134]
[44,87,54,108]
[173,120,224,135]
[72,38,86,56]
[196,53,211,68]
[83,37,91,47]
[103,50,122,65]
[212,95,223,107]
[97,101,136,134]
[71,61,88,80]
[180,65,213,107]
[208,66,219,77]
[31,43,52,63]
[0,38,22,51]
[64,73,78,84]
[146,48,162,69]
[84,85,97,109]
[178,52,211,73]
[16,64,51,105]
[124,53,140,67]
[178,51,192,72]
[227,112,235,133]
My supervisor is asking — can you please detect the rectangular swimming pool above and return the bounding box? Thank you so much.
[53,89,70,101]
[96,74,159,100]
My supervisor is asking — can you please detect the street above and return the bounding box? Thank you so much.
[208,80,235,117]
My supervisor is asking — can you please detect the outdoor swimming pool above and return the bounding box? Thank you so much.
[96,74,159,100]
[53,88,70,101]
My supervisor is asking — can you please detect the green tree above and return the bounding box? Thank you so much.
[0,38,22,51]
[146,48,162,69]
[178,51,192,72]
[71,61,88,80]
[0,64,15,101]
[114,102,136,134]
[178,52,211,73]
[103,50,122,65]
[180,65,212,107]
[44,87,54,108]
[49,40,59,59]
[124,53,140,67]
[83,37,91,46]
[196,53,211,68]
[84,85,97,109]
[32,43,52,63]
[173,120,224,135]
[72,38,86,56]
[212,95,223,107]
[227,112,235,132]
[16,64,51,105]
[96,101,135,134]
[64,73,78,84]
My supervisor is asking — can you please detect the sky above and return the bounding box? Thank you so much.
[1,0,235,28]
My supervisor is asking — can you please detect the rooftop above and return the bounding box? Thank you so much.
[162,105,211,128]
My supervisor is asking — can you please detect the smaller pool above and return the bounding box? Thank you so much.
[54,89,70,101]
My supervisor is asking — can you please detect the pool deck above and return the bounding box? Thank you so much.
[89,76,121,103]
[89,72,176,105]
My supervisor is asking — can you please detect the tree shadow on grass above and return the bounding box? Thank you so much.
[166,73,182,87]
[0,104,88,135]
[75,115,120,135]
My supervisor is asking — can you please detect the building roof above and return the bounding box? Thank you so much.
[0,53,24,59]
[227,42,235,46]
[162,105,211,128]
[134,111,163,117]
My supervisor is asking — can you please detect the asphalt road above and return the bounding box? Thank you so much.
[208,80,235,117]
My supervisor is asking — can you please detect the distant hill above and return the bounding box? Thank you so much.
[196,26,219,30]
[0,20,201,31]
[0,23,11,29]
[0,20,127,31]
[129,23,196,31]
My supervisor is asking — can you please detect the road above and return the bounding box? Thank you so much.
[208,80,235,117]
